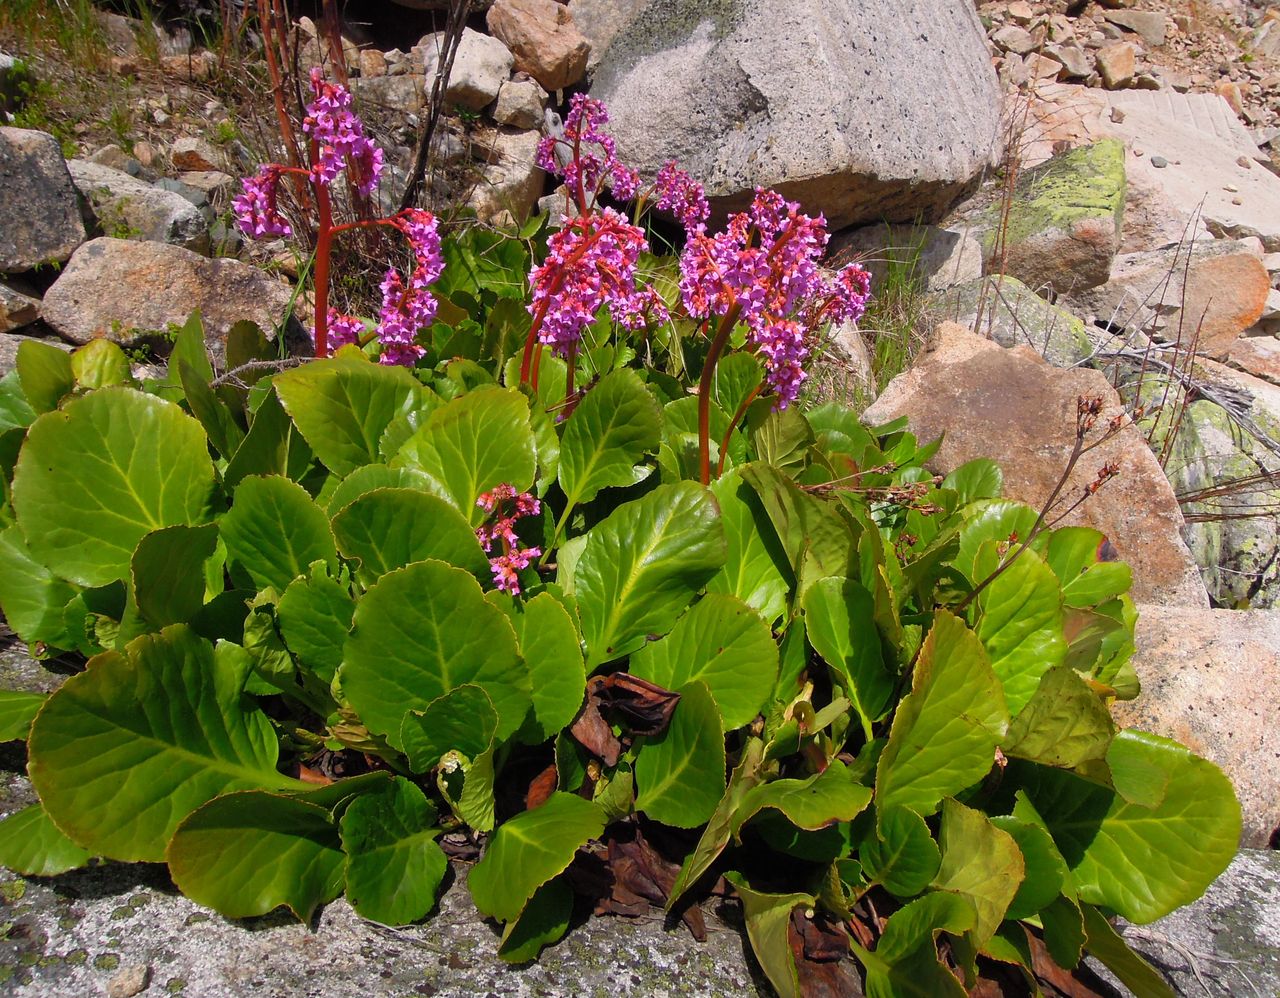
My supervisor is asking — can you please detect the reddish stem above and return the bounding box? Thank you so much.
[716,383,764,478]
[312,142,334,358]
[698,302,743,486]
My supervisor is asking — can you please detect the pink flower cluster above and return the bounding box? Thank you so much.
[376,209,444,366]
[679,188,871,408]
[233,165,293,239]
[652,161,709,233]
[527,207,666,358]
[475,485,542,595]
[536,94,638,207]
[309,309,364,351]
[302,68,383,195]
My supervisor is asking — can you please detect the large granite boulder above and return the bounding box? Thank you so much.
[0,128,86,274]
[588,0,1002,229]
[1114,605,1279,848]
[40,238,301,363]
[862,325,1209,608]
[66,160,210,254]
[487,0,590,92]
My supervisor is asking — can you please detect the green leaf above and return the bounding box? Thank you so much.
[274,355,423,477]
[223,385,293,488]
[706,469,790,624]
[1045,527,1132,608]
[630,594,776,731]
[942,459,1002,503]
[750,406,814,473]
[324,463,438,515]
[0,525,78,646]
[276,567,353,683]
[12,388,217,587]
[0,689,47,741]
[634,680,726,829]
[1041,894,1086,969]
[988,815,1068,920]
[574,482,724,667]
[28,627,295,861]
[331,487,488,583]
[221,475,338,592]
[1081,904,1177,998]
[456,741,497,832]
[558,368,661,510]
[131,524,219,627]
[490,592,586,741]
[340,778,447,925]
[498,877,574,963]
[70,338,131,389]
[862,805,941,898]
[1022,730,1241,923]
[803,577,895,732]
[180,359,244,460]
[167,790,345,921]
[16,338,74,414]
[1003,666,1115,768]
[711,352,763,420]
[400,684,497,772]
[876,611,1007,817]
[732,760,872,838]
[468,792,605,923]
[723,872,813,998]
[973,542,1066,715]
[342,559,528,748]
[955,500,1038,581]
[858,891,973,998]
[0,370,36,435]
[0,802,93,875]
[394,387,536,524]
[932,799,1024,957]
[167,311,216,386]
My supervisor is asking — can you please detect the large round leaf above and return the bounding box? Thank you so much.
[276,567,353,683]
[221,475,338,592]
[468,793,605,923]
[131,523,220,628]
[331,487,488,583]
[573,482,726,668]
[630,593,776,730]
[28,626,293,862]
[12,388,217,586]
[706,469,790,625]
[803,576,895,730]
[557,368,661,511]
[0,525,77,646]
[341,559,529,747]
[324,463,437,515]
[0,803,93,876]
[167,790,345,921]
[634,681,726,829]
[489,592,586,741]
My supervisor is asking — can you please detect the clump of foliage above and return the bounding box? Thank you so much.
[0,83,1241,998]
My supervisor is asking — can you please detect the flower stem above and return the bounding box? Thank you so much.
[312,143,333,359]
[698,302,743,485]
[716,383,763,479]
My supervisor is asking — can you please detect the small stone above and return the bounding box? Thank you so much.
[169,136,225,172]
[359,48,387,78]
[1233,197,1244,205]
[0,278,40,332]
[487,0,591,92]
[1097,42,1137,89]
[1151,155,1168,168]
[106,964,151,998]
[492,77,547,130]
[1225,184,1239,193]
[1109,107,1126,124]
[1236,155,1252,169]
[993,24,1037,55]
[417,28,512,111]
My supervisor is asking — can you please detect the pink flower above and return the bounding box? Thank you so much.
[233,165,292,239]
[374,209,444,366]
[652,161,709,233]
[475,485,542,595]
[302,68,383,195]
[536,94,638,205]
[308,309,364,351]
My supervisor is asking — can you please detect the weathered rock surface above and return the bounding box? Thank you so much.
[833,221,982,293]
[418,28,513,112]
[0,334,71,378]
[169,136,227,173]
[589,0,1002,230]
[1113,605,1279,847]
[492,77,548,130]
[1228,335,1280,386]
[67,160,210,253]
[984,139,1126,295]
[352,73,426,115]
[0,128,86,274]
[0,280,40,334]
[40,238,300,362]
[468,127,545,225]
[567,0,647,74]
[487,0,590,93]
[862,325,1209,608]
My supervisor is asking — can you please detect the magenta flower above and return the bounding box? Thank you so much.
[307,309,364,351]
[373,209,444,366]
[476,485,542,595]
[536,94,637,207]
[652,161,709,233]
[232,165,292,239]
[302,68,383,195]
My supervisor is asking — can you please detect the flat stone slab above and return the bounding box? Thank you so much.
[1106,91,1265,166]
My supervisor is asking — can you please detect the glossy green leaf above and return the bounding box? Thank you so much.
[574,482,726,667]
[1023,730,1241,923]
[276,567,353,683]
[0,525,78,646]
[131,524,219,627]
[167,790,344,921]
[28,627,294,861]
[706,469,790,624]
[490,592,585,741]
[558,368,661,510]
[221,475,338,592]
[455,741,497,832]
[803,576,894,732]
[342,559,528,748]
[0,370,36,435]
[724,872,813,998]
[0,802,93,875]
[711,352,763,420]
[400,684,497,773]
[16,338,74,414]
[630,594,776,730]
[955,500,1038,581]
[1045,527,1132,608]
[1003,665,1115,768]
[70,338,131,389]
[179,359,244,460]
[942,459,1002,503]
[876,611,1007,816]
[498,877,573,963]
[1081,904,1177,998]
[12,388,217,587]
[1041,894,1086,969]
[973,541,1066,715]
[732,760,872,838]
[222,386,293,488]
[468,792,605,923]
[340,779,447,925]
[634,681,726,829]
[331,487,487,582]
[858,891,973,998]
[324,463,438,515]
[862,805,941,898]
[932,799,1024,951]
[274,355,423,477]
[0,689,47,741]
[394,386,536,524]
[750,406,814,473]
[988,815,1068,920]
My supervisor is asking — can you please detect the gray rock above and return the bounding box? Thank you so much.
[86,143,144,178]
[105,964,150,998]
[992,24,1037,55]
[352,73,426,115]
[1047,43,1093,79]
[835,221,983,294]
[588,0,1002,230]
[418,28,513,112]
[493,77,548,130]
[67,160,210,253]
[467,128,546,225]
[0,127,87,274]
[1101,9,1169,47]
[928,275,1095,368]
[568,0,648,74]
[0,333,71,378]
[0,279,39,333]
[40,238,302,364]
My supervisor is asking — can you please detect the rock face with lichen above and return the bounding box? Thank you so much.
[588,0,1001,229]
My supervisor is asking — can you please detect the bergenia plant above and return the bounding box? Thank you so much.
[234,69,443,364]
